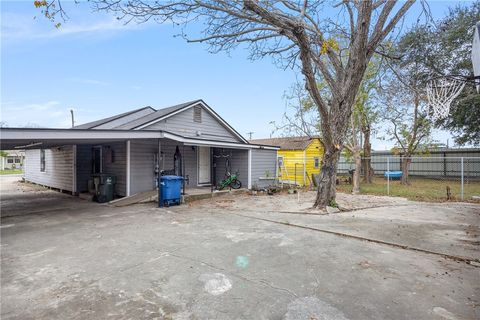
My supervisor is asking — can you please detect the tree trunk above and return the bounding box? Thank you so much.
[401,157,411,185]
[314,150,340,207]
[352,151,362,194]
[362,127,373,183]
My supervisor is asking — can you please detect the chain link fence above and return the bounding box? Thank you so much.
[336,156,480,201]
[277,155,480,201]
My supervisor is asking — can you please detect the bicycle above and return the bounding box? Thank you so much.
[217,171,242,190]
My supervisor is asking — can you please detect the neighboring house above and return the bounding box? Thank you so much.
[0,150,25,170]
[0,100,279,197]
[250,136,323,186]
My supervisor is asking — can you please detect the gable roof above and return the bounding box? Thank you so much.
[73,106,155,129]
[115,100,202,130]
[249,136,320,150]
[72,100,248,143]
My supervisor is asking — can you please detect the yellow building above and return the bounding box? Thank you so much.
[250,136,324,186]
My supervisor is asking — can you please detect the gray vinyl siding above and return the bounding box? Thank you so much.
[103,142,127,196]
[24,146,74,192]
[158,139,198,188]
[128,138,201,195]
[213,148,248,187]
[143,106,242,143]
[251,149,277,188]
[75,143,127,196]
[94,108,155,129]
[130,140,158,195]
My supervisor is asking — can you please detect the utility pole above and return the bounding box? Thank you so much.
[246,131,254,140]
[70,109,75,128]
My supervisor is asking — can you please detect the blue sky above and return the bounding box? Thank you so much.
[0,1,471,149]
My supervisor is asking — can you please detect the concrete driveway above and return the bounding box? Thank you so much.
[1,178,479,320]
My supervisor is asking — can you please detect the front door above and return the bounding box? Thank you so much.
[197,146,211,185]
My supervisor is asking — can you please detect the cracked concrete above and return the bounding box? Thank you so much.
[1,175,479,319]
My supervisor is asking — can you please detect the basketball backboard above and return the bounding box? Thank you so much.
[472,22,480,92]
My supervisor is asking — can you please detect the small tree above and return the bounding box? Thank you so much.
[381,75,432,185]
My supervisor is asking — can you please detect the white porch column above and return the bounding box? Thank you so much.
[248,149,252,189]
[126,140,131,196]
[72,145,77,194]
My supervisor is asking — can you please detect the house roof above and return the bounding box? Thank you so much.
[69,99,249,143]
[249,136,320,150]
[73,106,155,129]
[115,100,202,130]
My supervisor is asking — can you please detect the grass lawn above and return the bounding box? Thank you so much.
[0,169,23,175]
[336,176,480,202]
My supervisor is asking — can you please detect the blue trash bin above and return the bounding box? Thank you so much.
[159,175,183,207]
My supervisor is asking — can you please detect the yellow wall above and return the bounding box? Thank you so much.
[277,139,324,186]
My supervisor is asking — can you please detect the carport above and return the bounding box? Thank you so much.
[1,128,164,197]
[0,128,278,199]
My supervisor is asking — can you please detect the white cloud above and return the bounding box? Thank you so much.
[1,12,142,42]
[0,100,72,128]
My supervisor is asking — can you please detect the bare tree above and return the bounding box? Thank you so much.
[36,0,416,208]
[271,82,321,138]
[381,23,434,185]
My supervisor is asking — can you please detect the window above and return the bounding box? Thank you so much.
[314,157,320,168]
[7,158,13,164]
[277,156,284,168]
[40,149,46,172]
[14,158,20,163]
[193,105,202,123]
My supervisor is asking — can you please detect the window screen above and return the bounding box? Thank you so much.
[314,157,320,168]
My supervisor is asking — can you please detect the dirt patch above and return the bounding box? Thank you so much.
[190,191,413,214]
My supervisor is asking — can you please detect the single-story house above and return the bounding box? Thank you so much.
[250,136,323,186]
[0,100,279,198]
[0,150,25,171]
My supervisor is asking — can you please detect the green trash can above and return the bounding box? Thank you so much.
[93,174,116,203]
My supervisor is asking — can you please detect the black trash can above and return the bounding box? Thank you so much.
[93,174,117,203]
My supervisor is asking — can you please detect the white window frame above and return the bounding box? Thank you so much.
[277,156,284,168]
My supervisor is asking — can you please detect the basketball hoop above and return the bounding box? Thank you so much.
[426,77,466,120]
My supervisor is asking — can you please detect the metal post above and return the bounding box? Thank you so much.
[461,157,464,200]
[387,157,390,196]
